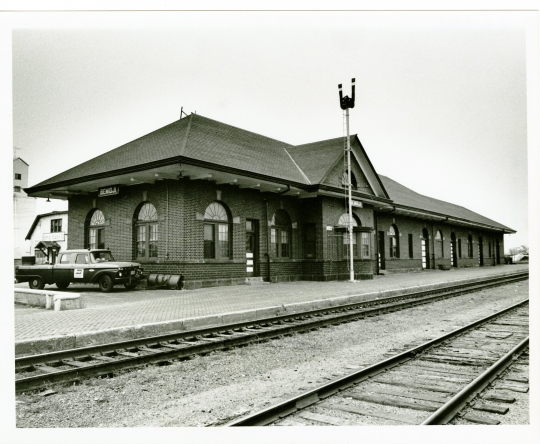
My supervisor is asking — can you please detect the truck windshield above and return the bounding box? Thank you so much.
[91,251,115,262]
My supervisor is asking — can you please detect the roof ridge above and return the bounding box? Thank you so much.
[283,147,311,185]
[292,134,358,149]
[179,113,193,156]
[190,113,293,147]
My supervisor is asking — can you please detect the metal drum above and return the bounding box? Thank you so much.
[168,275,181,289]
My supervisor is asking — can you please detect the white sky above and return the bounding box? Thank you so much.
[1,3,539,444]
[6,7,535,253]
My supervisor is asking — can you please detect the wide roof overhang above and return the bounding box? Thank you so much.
[24,156,336,201]
[24,159,516,235]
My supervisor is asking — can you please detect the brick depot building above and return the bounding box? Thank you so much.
[25,114,515,289]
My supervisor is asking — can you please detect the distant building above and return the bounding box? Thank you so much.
[13,155,37,264]
[25,211,69,263]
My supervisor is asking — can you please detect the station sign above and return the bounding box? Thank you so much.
[351,200,363,208]
[43,232,65,242]
[98,185,120,197]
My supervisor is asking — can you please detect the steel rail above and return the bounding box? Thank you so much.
[16,271,527,368]
[225,298,529,426]
[421,336,529,425]
[15,273,528,393]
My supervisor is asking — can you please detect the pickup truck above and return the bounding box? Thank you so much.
[15,249,144,293]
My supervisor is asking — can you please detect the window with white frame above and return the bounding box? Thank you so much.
[271,210,291,258]
[338,212,370,259]
[467,235,473,258]
[435,229,444,258]
[87,209,106,249]
[389,224,399,258]
[50,218,62,233]
[204,202,231,259]
[135,202,159,259]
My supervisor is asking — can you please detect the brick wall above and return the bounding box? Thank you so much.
[375,213,505,272]
[66,179,508,288]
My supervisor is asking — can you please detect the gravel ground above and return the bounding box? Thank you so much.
[15,281,529,428]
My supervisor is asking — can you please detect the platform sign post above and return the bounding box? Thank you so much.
[338,78,356,283]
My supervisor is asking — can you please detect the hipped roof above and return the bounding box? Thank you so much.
[379,175,515,232]
[26,113,515,233]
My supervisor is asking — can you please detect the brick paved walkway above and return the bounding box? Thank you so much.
[14,265,528,343]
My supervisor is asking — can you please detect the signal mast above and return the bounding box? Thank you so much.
[338,78,356,282]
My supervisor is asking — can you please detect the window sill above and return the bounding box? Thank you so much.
[136,258,160,263]
[203,258,242,263]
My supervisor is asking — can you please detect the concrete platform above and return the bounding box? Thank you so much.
[14,264,528,356]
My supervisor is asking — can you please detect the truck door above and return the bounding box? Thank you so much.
[74,253,91,282]
[54,252,75,283]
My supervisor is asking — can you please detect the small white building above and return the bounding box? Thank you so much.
[25,211,68,263]
[13,156,37,263]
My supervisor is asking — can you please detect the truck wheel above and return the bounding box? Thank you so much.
[98,275,114,293]
[56,281,70,290]
[29,277,45,290]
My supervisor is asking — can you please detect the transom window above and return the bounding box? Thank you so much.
[87,209,106,249]
[205,202,228,221]
[271,210,291,258]
[204,202,231,259]
[135,203,159,259]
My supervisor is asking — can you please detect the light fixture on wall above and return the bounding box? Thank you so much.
[130,177,135,182]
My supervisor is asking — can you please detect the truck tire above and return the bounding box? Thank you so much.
[29,277,45,290]
[56,281,70,290]
[98,274,114,293]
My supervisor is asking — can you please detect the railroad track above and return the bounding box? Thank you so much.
[226,299,529,426]
[15,271,528,394]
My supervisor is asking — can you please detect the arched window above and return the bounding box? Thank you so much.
[338,213,369,259]
[135,202,159,259]
[467,234,473,258]
[435,229,444,258]
[389,224,399,258]
[204,202,231,259]
[86,209,106,249]
[271,209,291,258]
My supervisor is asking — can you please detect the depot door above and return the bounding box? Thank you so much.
[246,219,258,277]
[478,237,484,266]
[378,231,385,270]
[450,233,457,268]
[421,228,430,269]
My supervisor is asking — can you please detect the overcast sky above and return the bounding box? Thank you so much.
[7,8,536,253]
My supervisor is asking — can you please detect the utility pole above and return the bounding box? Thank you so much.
[338,78,356,282]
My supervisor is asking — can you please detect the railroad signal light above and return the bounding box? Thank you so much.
[338,78,355,110]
